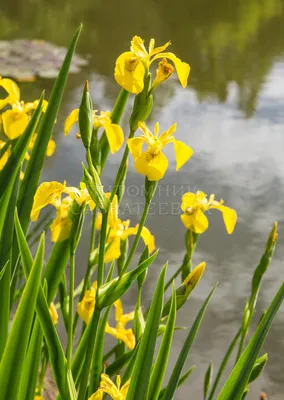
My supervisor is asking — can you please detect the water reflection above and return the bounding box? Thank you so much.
[1,0,284,398]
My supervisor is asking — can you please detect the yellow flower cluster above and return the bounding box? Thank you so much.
[0,77,55,174]
[77,283,135,350]
[30,181,95,242]
[89,374,130,400]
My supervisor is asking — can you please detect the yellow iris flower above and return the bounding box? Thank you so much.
[180,191,237,234]
[49,302,59,325]
[30,181,95,242]
[127,121,193,181]
[64,108,124,154]
[34,396,44,400]
[96,195,155,262]
[88,374,130,400]
[105,299,136,350]
[114,35,190,94]
[0,77,48,140]
[77,281,98,324]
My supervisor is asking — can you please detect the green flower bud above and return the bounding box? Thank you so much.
[249,354,268,383]
[79,81,93,149]
[82,163,109,213]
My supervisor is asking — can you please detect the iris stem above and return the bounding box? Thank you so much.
[97,212,108,286]
[109,129,136,203]
[67,250,75,368]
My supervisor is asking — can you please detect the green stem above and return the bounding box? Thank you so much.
[165,265,183,291]
[77,308,101,400]
[109,130,135,203]
[73,209,97,334]
[67,251,75,368]
[121,201,151,274]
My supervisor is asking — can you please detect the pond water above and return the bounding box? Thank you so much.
[1,0,284,398]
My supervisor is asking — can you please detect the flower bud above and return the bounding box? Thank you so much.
[79,81,93,149]
[162,262,206,317]
[133,303,145,340]
[249,354,268,383]
[82,163,109,213]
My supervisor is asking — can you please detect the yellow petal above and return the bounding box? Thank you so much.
[50,215,72,242]
[134,150,168,181]
[159,123,177,144]
[49,302,59,324]
[130,36,148,57]
[211,204,237,234]
[114,52,145,94]
[181,209,209,234]
[108,194,119,228]
[105,323,136,350]
[88,389,103,400]
[173,139,194,170]
[149,40,171,57]
[77,286,97,324]
[104,123,124,154]
[2,109,29,139]
[30,181,66,221]
[114,299,123,322]
[183,261,206,288]
[64,109,79,136]
[0,142,10,170]
[120,379,131,397]
[104,237,121,262]
[46,139,56,156]
[141,226,155,253]
[127,137,144,160]
[23,99,48,113]
[0,78,20,108]
[151,52,190,88]
[181,192,197,212]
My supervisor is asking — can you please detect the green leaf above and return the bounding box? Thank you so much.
[207,329,242,400]
[0,260,8,281]
[97,250,159,309]
[126,263,167,400]
[14,211,70,399]
[162,284,217,400]
[204,362,213,400]
[216,282,284,400]
[248,354,268,384]
[0,173,19,359]
[148,283,177,400]
[105,350,134,377]
[17,25,82,234]
[0,95,43,202]
[0,234,44,400]
[17,317,43,400]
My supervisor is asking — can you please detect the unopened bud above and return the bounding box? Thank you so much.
[129,74,153,132]
[249,354,268,383]
[79,81,93,149]
[152,58,174,90]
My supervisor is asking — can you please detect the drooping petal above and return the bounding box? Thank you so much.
[181,209,209,234]
[120,379,131,397]
[210,204,237,234]
[105,323,136,350]
[104,123,124,154]
[46,139,56,156]
[104,237,121,262]
[114,299,124,322]
[108,194,119,229]
[64,109,79,136]
[2,109,29,139]
[173,139,194,170]
[127,137,144,160]
[141,226,155,253]
[30,181,66,221]
[50,214,72,242]
[151,52,190,88]
[0,78,20,109]
[134,150,169,181]
[114,52,145,94]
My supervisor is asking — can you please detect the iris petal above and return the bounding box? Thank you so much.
[173,139,194,170]
[134,150,169,181]
[64,109,79,136]
[104,123,124,154]
[114,52,145,94]
[151,52,190,88]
